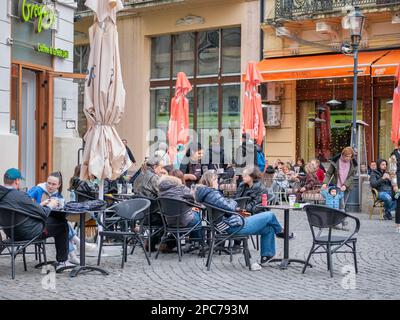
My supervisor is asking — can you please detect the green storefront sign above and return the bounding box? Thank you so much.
[36,43,69,59]
[18,0,56,33]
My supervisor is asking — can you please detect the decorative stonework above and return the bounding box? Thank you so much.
[176,15,205,26]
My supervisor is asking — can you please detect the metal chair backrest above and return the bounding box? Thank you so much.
[129,194,159,214]
[234,197,251,210]
[371,188,381,204]
[113,199,151,221]
[304,204,347,229]
[204,203,235,229]
[157,197,196,219]
[0,207,45,239]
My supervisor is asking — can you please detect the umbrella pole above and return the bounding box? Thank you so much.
[97,180,104,248]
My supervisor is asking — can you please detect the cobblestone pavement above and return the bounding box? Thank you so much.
[0,210,399,300]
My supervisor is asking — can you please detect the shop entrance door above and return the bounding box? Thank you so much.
[20,69,37,189]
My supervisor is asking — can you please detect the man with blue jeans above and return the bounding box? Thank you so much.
[227,211,284,263]
[370,159,396,220]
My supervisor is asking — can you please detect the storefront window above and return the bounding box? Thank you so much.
[173,33,195,77]
[150,88,170,134]
[298,99,363,162]
[222,28,241,74]
[151,36,171,79]
[378,99,393,159]
[198,30,220,76]
[222,84,241,129]
[150,28,241,138]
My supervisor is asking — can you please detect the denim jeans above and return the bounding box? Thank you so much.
[185,211,203,241]
[227,211,283,257]
[68,224,76,253]
[378,192,396,213]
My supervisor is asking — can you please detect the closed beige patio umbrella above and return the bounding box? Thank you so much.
[80,0,131,189]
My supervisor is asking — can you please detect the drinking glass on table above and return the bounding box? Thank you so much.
[117,183,123,194]
[126,183,133,195]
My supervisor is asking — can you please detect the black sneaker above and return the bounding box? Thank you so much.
[385,211,393,220]
[276,231,295,239]
[260,256,274,266]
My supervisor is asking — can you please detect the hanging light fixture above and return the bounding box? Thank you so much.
[326,78,342,106]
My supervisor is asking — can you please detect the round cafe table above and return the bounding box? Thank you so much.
[52,209,109,277]
[255,204,312,270]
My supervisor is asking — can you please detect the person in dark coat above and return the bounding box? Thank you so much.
[235,166,274,214]
[235,133,258,171]
[370,159,396,220]
[158,175,202,241]
[180,142,206,187]
[323,147,357,209]
[195,171,290,268]
[0,168,72,271]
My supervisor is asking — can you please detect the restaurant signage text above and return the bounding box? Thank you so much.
[18,0,56,33]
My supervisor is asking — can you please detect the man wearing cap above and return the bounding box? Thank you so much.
[0,168,72,271]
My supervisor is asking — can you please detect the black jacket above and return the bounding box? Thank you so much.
[370,161,393,194]
[235,181,273,214]
[0,186,50,240]
[235,142,258,168]
[158,178,195,227]
[391,149,400,179]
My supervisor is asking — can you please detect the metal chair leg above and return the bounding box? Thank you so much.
[23,248,27,271]
[302,245,314,274]
[97,235,104,266]
[353,241,358,274]
[206,235,216,271]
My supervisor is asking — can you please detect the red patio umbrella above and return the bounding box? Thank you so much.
[242,62,265,146]
[167,72,192,162]
[392,64,400,144]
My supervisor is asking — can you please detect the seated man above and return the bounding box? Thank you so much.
[0,168,73,271]
[370,159,396,220]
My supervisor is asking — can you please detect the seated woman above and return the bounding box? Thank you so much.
[235,166,274,214]
[296,162,319,201]
[195,171,290,269]
[158,175,202,242]
[27,172,95,265]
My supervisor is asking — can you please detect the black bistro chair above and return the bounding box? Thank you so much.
[233,197,251,210]
[302,204,360,277]
[129,195,164,257]
[156,197,206,262]
[0,207,48,279]
[97,198,151,268]
[204,204,251,271]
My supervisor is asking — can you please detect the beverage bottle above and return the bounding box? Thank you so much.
[262,194,267,206]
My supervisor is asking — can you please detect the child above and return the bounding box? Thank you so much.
[320,186,345,210]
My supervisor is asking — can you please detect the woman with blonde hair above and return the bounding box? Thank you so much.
[195,171,292,269]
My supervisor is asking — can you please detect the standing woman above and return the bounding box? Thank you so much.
[391,139,400,232]
[322,147,357,209]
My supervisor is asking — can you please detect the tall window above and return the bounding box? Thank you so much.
[150,27,241,146]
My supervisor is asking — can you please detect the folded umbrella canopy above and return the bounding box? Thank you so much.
[167,72,192,163]
[81,0,131,182]
[392,64,400,144]
[242,62,265,146]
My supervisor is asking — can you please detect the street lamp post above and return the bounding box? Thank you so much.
[348,7,365,151]
[345,7,365,212]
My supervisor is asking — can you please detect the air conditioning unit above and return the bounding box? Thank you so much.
[262,104,282,128]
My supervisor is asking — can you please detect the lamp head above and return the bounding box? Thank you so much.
[347,7,365,45]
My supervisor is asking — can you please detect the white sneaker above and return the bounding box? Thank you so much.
[55,260,76,272]
[250,262,262,271]
[85,243,97,251]
[68,252,80,265]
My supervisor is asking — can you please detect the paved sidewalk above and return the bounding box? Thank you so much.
[0,210,399,300]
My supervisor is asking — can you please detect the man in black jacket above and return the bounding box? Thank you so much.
[0,168,71,270]
[370,159,396,220]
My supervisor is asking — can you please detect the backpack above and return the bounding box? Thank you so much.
[257,149,266,172]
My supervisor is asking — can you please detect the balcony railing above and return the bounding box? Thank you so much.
[275,0,400,20]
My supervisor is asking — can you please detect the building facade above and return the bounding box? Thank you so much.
[0,0,81,188]
[75,0,261,166]
[260,0,400,166]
